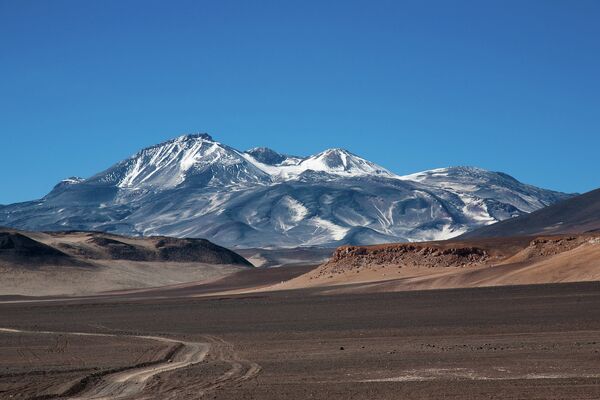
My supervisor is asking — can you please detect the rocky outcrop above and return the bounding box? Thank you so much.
[314,243,495,279]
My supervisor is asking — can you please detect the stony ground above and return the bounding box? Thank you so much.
[1,281,600,399]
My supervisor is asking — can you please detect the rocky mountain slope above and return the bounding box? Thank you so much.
[0,133,572,248]
[461,188,600,239]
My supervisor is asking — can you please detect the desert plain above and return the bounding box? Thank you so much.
[1,265,600,399]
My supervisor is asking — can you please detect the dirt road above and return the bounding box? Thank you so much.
[0,327,260,399]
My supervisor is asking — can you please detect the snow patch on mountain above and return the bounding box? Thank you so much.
[272,195,309,232]
[308,217,350,242]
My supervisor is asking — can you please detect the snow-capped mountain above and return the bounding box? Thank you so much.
[0,133,572,248]
[88,133,271,190]
[242,147,396,181]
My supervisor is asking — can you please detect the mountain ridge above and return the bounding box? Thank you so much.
[460,188,600,239]
[0,133,572,248]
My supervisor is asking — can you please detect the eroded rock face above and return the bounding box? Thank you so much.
[317,243,493,279]
[331,244,488,263]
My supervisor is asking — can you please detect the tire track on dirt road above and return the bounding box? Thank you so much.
[0,327,260,399]
[192,335,261,396]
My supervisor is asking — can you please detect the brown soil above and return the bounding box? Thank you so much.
[0,329,173,399]
[1,282,600,399]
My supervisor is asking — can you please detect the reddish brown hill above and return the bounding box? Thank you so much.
[277,234,600,292]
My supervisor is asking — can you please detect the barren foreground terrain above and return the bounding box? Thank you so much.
[1,279,600,399]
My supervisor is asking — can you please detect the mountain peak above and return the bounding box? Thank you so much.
[302,148,394,177]
[176,132,214,142]
[46,176,86,197]
[245,147,288,165]
[61,176,85,184]
[88,132,271,190]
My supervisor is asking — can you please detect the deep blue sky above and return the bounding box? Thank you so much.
[1,0,599,204]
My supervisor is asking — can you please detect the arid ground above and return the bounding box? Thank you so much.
[2,229,600,399]
[1,273,600,399]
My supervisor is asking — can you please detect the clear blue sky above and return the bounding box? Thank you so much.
[1,0,599,204]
